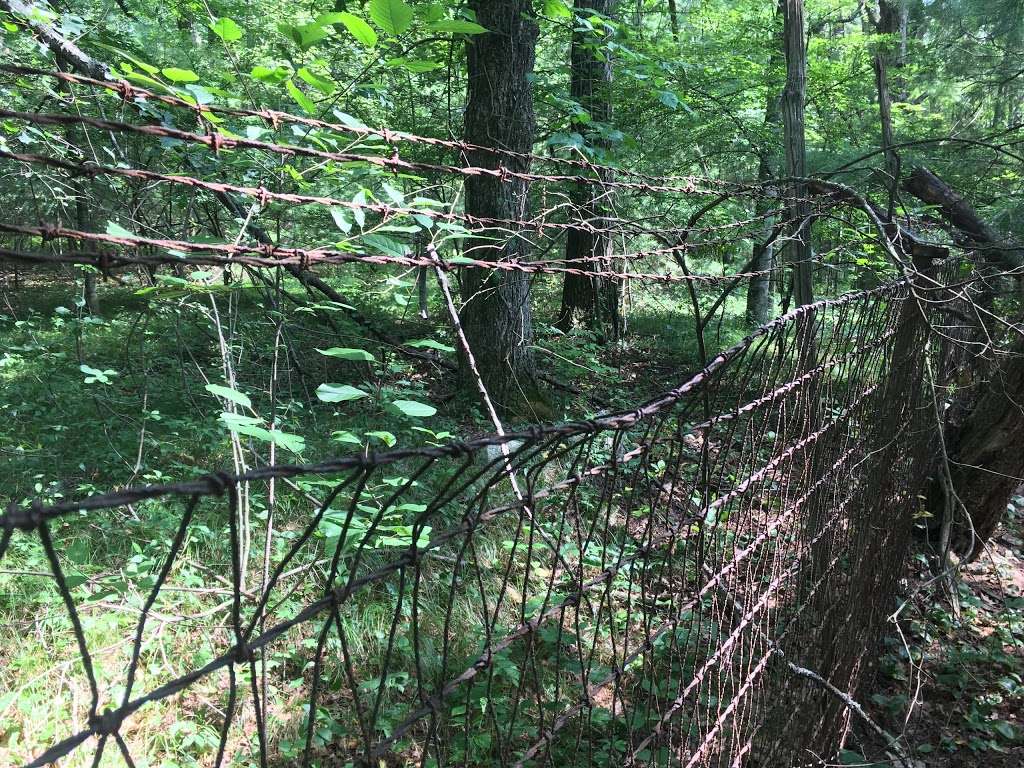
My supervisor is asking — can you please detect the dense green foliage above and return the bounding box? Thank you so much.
[1,0,1022,766]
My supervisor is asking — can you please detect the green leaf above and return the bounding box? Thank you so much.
[209,17,243,42]
[286,79,316,114]
[369,0,413,36]
[389,399,437,418]
[658,90,680,110]
[386,57,443,73]
[365,430,397,447]
[329,206,352,233]
[162,67,201,83]
[298,67,335,95]
[407,339,455,353]
[361,233,408,257]
[992,721,1017,740]
[298,23,330,50]
[251,64,291,84]
[105,221,135,239]
[219,413,305,453]
[426,19,488,34]
[544,0,573,18]
[204,383,252,409]
[316,383,370,402]
[219,412,263,429]
[331,430,362,445]
[330,12,378,47]
[66,540,89,564]
[267,430,306,453]
[317,347,376,362]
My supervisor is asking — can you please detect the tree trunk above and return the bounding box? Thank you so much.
[746,1,784,327]
[557,0,620,341]
[873,0,904,183]
[781,0,814,308]
[903,166,1024,272]
[940,339,1024,558]
[460,0,542,415]
[904,168,1024,557]
[667,0,680,40]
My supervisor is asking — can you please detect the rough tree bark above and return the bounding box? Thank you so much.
[75,192,100,314]
[745,0,783,327]
[460,0,543,415]
[667,0,680,40]
[940,338,1024,557]
[556,0,620,340]
[781,0,814,308]
[902,167,1024,557]
[903,166,1024,272]
[873,0,902,183]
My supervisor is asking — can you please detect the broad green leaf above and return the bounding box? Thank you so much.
[286,79,316,114]
[162,67,200,83]
[381,182,405,204]
[316,383,370,402]
[658,90,680,110]
[267,430,306,453]
[331,430,362,445]
[329,206,352,233]
[361,233,408,257]
[251,64,291,84]
[330,12,378,47]
[205,383,252,409]
[313,11,348,26]
[219,413,305,453]
[105,221,135,238]
[407,339,456,353]
[209,17,243,42]
[369,0,413,36]
[386,57,443,73]
[426,19,488,34]
[317,347,376,362]
[333,109,369,130]
[365,430,397,447]
[298,67,336,95]
[298,23,330,50]
[544,0,573,18]
[219,412,263,429]
[992,721,1016,740]
[389,399,437,418]
[352,190,368,228]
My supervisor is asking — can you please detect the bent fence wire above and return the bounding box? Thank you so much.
[1,282,945,767]
[0,65,961,767]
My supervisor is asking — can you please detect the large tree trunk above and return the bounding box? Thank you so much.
[460,0,542,415]
[746,1,783,327]
[781,0,814,308]
[904,167,1024,557]
[903,166,1024,272]
[556,0,620,341]
[940,338,1024,558]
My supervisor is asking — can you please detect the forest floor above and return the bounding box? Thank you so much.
[858,498,1024,767]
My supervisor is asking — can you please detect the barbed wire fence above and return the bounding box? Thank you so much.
[0,63,1009,768]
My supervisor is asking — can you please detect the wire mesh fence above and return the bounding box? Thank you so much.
[0,63,983,768]
[1,276,952,767]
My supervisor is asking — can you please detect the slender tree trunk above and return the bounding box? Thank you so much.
[461,0,542,415]
[782,0,814,308]
[73,159,99,316]
[557,0,620,341]
[667,0,680,40]
[746,2,784,327]
[874,0,904,183]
